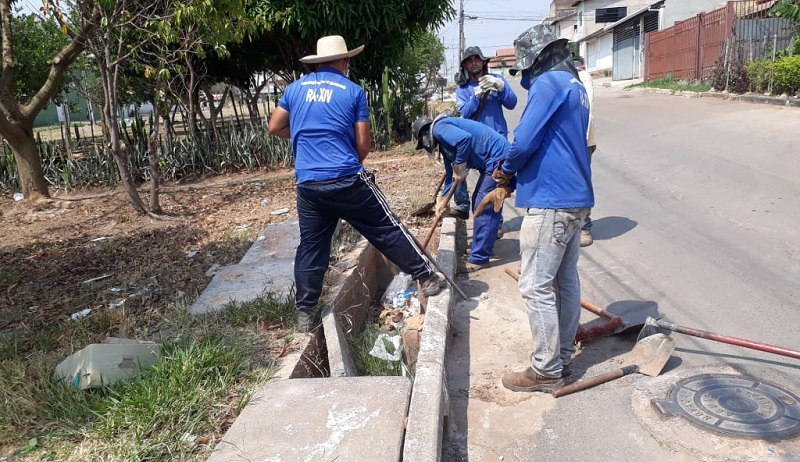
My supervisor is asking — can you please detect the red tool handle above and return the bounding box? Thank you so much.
[553,365,639,398]
[654,319,800,360]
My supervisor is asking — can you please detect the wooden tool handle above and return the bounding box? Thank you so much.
[580,300,618,321]
[552,365,639,398]
[421,177,462,250]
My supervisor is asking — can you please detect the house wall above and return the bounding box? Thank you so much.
[586,33,615,71]
[576,0,652,38]
[553,17,579,41]
[662,0,726,27]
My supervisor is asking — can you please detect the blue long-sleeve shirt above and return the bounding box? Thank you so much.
[432,117,509,176]
[502,71,594,209]
[456,73,517,138]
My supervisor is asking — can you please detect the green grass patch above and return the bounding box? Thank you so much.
[0,291,293,461]
[632,76,711,93]
[351,324,403,377]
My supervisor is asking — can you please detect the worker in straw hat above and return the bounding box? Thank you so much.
[268,35,445,332]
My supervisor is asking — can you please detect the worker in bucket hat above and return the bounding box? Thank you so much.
[494,24,594,393]
[268,35,445,332]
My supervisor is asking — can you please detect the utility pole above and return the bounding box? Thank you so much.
[458,0,465,62]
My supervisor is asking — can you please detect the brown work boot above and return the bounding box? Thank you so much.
[580,229,593,247]
[502,367,564,393]
[418,272,445,297]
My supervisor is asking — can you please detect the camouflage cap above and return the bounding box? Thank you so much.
[461,46,489,65]
[509,25,567,75]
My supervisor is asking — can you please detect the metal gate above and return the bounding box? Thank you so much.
[613,22,640,80]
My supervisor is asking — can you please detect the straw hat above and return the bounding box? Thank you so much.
[299,35,365,64]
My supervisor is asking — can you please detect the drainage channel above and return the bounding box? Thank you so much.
[204,218,464,462]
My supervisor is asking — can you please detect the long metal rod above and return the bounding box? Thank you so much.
[645,317,800,360]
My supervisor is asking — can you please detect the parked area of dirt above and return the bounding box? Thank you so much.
[0,146,442,335]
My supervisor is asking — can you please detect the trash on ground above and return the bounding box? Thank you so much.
[54,337,161,389]
[369,333,402,362]
[81,274,112,285]
[70,308,92,320]
[12,192,24,201]
[270,207,290,215]
[185,250,199,258]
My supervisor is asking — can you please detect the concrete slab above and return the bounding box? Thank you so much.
[207,376,412,462]
[190,221,299,315]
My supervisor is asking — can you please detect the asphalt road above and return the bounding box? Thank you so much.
[443,78,800,461]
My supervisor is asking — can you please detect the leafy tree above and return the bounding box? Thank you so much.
[7,12,70,101]
[0,1,98,200]
[770,0,800,23]
[220,0,454,85]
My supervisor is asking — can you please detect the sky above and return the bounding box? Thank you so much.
[437,0,552,79]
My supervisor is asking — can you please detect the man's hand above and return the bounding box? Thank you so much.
[479,75,505,93]
[473,85,486,99]
[452,163,468,184]
[474,186,511,217]
[492,160,514,186]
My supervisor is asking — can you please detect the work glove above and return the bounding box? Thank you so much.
[452,162,468,184]
[474,186,511,217]
[434,195,450,217]
[479,75,505,93]
[473,85,486,99]
[491,159,514,186]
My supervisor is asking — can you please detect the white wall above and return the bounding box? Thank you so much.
[585,33,614,71]
[662,0,726,27]
[576,0,652,38]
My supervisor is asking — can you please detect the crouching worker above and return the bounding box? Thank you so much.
[412,113,513,272]
[268,35,444,332]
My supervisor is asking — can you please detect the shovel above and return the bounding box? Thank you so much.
[638,316,800,360]
[411,174,446,217]
[552,333,676,398]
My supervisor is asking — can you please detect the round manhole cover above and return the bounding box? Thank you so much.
[653,373,800,441]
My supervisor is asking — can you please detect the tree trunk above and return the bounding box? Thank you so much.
[6,125,50,200]
[147,103,162,213]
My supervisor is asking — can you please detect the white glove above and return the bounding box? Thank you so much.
[452,163,468,184]
[473,85,486,99]
[479,75,504,93]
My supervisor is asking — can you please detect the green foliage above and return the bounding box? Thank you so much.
[351,324,403,376]
[772,55,800,95]
[8,14,71,102]
[0,122,293,192]
[219,288,296,327]
[770,0,800,23]
[745,56,800,95]
[636,75,711,92]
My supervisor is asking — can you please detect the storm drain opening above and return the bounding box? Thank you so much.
[653,373,800,441]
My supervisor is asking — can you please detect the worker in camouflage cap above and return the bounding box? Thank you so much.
[509,24,570,79]
[495,23,591,394]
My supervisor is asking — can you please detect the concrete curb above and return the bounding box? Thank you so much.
[633,86,800,107]
[403,217,462,461]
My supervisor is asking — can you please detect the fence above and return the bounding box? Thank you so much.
[644,0,796,81]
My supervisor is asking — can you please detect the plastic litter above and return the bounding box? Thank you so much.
[12,192,23,201]
[369,333,402,362]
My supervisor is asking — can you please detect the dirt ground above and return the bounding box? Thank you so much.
[0,146,442,335]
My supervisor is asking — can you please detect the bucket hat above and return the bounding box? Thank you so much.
[300,35,365,64]
[508,25,567,75]
[461,46,489,65]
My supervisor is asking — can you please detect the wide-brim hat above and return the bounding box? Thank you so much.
[300,35,365,64]
[508,25,567,75]
[461,46,489,65]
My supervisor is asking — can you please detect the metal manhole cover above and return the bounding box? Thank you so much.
[653,373,800,441]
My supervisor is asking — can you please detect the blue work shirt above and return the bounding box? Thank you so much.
[502,70,594,209]
[278,67,370,183]
[456,73,517,138]
[432,117,509,176]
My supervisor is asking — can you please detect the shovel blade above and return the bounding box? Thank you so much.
[626,333,676,377]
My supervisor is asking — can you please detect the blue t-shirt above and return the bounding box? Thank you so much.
[456,73,517,138]
[502,71,594,209]
[278,67,370,183]
[432,117,509,174]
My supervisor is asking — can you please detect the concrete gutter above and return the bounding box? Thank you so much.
[201,217,463,461]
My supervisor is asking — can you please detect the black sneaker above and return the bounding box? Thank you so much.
[294,308,316,333]
[419,272,446,297]
[443,209,469,220]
